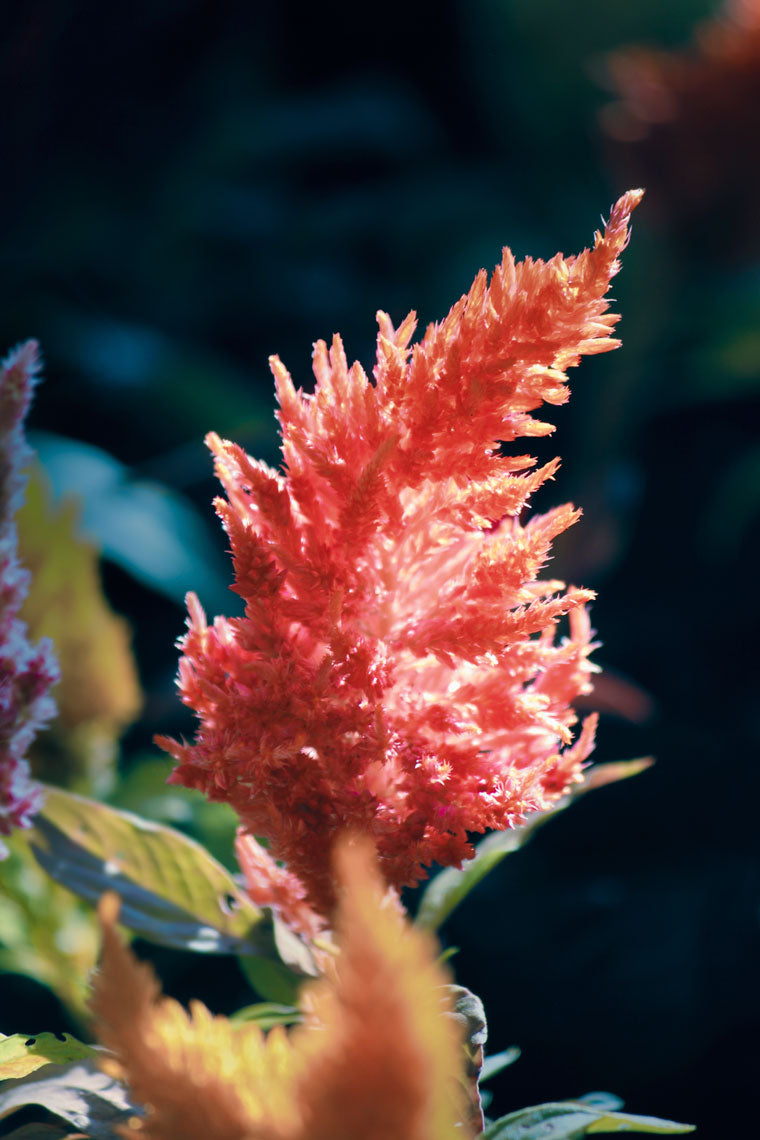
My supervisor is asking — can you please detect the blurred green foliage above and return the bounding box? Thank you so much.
[17,466,141,795]
[0,832,99,1027]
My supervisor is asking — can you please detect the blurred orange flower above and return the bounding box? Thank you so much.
[600,0,760,262]
[91,836,466,1140]
[157,192,641,918]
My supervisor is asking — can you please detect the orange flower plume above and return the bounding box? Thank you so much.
[157,191,642,919]
[90,837,466,1140]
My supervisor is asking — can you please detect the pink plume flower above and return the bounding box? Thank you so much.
[158,192,643,921]
[0,341,58,855]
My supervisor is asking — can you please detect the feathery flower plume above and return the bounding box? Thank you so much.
[91,837,466,1140]
[0,342,58,855]
[157,191,642,918]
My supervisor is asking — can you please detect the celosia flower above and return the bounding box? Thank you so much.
[91,836,467,1140]
[0,341,58,856]
[600,0,760,263]
[157,191,642,918]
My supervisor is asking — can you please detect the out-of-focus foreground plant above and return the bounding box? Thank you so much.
[0,197,696,1139]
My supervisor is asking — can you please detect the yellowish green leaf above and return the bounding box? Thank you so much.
[0,1058,137,1138]
[29,786,317,999]
[580,758,654,793]
[0,831,100,1025]
[0,1034,95,1081]
[229,1003,301,1029]
[107,754,239,871]
[17,465,141,795]
[482,1101,695,1139]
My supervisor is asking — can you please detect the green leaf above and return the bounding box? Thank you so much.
[28,786,317,996]
[579,759,654,795]
[416,826,532,933]
[229,1002,302,1029]
[480,1047,521,1083]
[416,759,653,932]
[0,1033,96,1081]
[0,1059,138,1139]
[575,1094,625,1111]
[31,432,233,613]
[107,755,239,870]
[481,1101,695,1140]
[237,946,309,1006]
[0,830,100,1025]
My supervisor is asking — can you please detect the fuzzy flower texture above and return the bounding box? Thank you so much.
[92,838,466,1140]
[0,342,58,855]
[158,191,642,924]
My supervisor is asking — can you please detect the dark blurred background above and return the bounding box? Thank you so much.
[2,1,759,1137]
